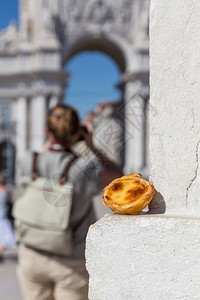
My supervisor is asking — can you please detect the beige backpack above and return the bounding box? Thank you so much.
[13,152,78,256]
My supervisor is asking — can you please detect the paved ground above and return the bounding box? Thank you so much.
[0,249,22,300]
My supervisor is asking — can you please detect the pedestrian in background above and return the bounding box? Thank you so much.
[0,172,16,260]
[15,104,123,300]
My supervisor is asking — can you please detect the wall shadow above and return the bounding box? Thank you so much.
[148,190,166,214]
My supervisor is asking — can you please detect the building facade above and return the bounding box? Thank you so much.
[0,0,150,182]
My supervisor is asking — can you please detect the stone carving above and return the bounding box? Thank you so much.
[63,0,134,42]
[0,23,18,50]
[42,0,56,38]
[11,0,150,47]
[84,0,114,23]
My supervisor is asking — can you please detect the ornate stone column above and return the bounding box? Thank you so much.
[49,94,60,108]
[30,94,47,151]
[14,95,28,181]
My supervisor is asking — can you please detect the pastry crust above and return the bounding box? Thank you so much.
[102,174,155,214]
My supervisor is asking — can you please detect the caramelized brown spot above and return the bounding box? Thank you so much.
[127,188,144,197]
[112,182,123,191]
[105,196,110,200]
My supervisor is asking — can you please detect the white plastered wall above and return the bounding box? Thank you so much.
[86,0,200,298]
[149,0,200,213]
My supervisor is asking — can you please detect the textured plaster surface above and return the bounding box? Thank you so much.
[87,1,200,299]
[149,0,200,212]
[86,214,200,299]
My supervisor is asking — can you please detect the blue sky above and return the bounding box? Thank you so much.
[0,1,19,30]
[0,1,121,118]
[65,52,121,118]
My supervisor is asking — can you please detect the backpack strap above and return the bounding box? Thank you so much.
[59,155,79,185]
[31,151,79,184]
[31,152,39,181]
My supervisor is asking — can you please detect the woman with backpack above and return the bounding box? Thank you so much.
[15,104,123,300]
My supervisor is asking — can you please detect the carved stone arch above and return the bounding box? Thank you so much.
[64,34,126,73]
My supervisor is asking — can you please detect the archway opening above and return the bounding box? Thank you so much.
[64,48,126,170]
[64,51,122,119]
[63,36,127,170]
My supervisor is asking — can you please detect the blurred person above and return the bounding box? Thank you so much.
[72,112,96,158]
[15,104,123,300]
[0,172,16,260]
[92,100,124,166]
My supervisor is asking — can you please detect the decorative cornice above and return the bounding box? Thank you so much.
[0,70,68,99]
[0,70,69,83]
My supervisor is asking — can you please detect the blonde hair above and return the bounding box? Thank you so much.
[47,104,80,145]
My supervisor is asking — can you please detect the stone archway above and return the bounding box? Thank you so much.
[63,31,150,174]
[65,35,126,166]
[65,35,126,72]
[59,0,150,174]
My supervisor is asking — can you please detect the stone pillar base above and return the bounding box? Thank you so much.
[86,214,200,299]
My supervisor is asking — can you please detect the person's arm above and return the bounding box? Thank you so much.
[81,129,123,188]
